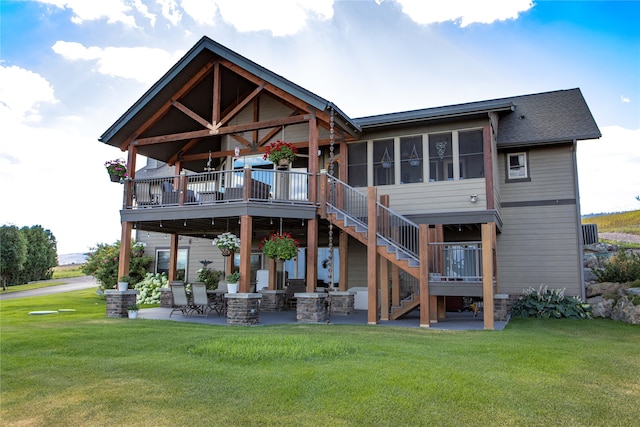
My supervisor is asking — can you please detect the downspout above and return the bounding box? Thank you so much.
[572,139,586,300]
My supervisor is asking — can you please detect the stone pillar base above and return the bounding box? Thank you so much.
[494,294,510,322]
[105,290,139,318]
[159,288,172,308]
[259,290,286,311]
[296,293,329,323]
[329,291,354,315]
[226,293,262,325]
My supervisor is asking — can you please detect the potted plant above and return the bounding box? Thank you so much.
[105,159,127,182]
[132,241,146,257]
[226,272,240,293]
[263,140,297,169]
[127,304,139,319]
[118,275,130,292]
[259,232,300,261]
[212,232,240,256]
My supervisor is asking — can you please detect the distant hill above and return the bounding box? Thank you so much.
[582,210,640,236]
[58,253,88,266]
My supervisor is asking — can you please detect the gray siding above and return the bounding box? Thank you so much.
[496,204,582,297]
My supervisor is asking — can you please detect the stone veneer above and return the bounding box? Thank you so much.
[493,294,510,322]
[259,290,286,311]
[159,287,172,308]
[105,290,139,318]
[329,291,355,315]
[226,293,261,325]
[296,293,329,323]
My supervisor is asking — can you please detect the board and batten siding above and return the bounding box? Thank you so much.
[377,179,487,215]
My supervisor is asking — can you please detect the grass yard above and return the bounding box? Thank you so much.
[1,290,639,427]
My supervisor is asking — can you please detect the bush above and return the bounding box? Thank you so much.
[134,273,168,304]
[196,268,222,289]
[81,240,152,291]
[511,285,592,319]
[592,250,640,283]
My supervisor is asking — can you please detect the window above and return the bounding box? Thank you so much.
[373,139,395,186]
[156,249,189,281]
[429,133,453,181]
[347,142,367,187]
[400,135,423,184]
[506,152,529,181]
[459,130,484,179]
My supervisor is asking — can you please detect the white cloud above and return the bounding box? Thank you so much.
[158,0,183,26]
[181,0,218,25]
[394,0,534,27]
[621,95,631,103]
[208,0,334,36]
[37,0,138,27]
[51,41,183,84]
[578,126,640,214]
[0,65,59,123]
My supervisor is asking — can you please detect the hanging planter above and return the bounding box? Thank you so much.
[409,144,420,167]
[263,140,297,168]
[380,147,393,169]
[277,158,291,170]
[259,232,300,261]
[105,159,127,183]
[212,232,240,256]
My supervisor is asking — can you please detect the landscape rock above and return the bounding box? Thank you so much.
[626,287,640,297]
[587,296,615,318]
[583,268,598,282]
[611,296,640,325]
[586,282,623,298]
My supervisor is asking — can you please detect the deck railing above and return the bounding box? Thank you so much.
[126,169,312,209]
[427,242,483,282]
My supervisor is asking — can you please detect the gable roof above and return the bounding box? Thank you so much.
[100,36,360,147]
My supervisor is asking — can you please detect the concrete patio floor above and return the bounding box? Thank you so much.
[137,307,508,331]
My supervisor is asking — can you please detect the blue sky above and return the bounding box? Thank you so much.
[1,0,638,254]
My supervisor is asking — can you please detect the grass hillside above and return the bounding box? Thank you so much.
[582,209,640,236]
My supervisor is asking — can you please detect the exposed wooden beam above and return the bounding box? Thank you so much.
[212,62,221,125]
[171,100,214,130]
[215,83,265,130]
[119,60,215,150]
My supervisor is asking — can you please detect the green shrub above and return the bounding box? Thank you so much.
[81,240,152,291]
[196,267,222,289]
[511,285,591,319]
[593,250,640,283]
[134,272,168,304]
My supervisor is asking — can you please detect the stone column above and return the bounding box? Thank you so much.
[159,288,172,308]
[226,293,261,325]
[259,290,286,311]
[296,292,329,323]
[494,294,510,322]
[329,291,354,315]
[105,290,139,318]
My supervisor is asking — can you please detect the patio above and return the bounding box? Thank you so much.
[135,307,508,330]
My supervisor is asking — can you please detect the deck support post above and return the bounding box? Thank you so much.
[482,222,495,330]
[367,187,378,325]
[239,215,252,293]
[419,224,431,328]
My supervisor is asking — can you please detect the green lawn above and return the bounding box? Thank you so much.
[1,290,638,427]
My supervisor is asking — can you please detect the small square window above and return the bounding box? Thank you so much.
[507,152,529,180]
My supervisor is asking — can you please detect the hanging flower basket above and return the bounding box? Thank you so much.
[263,140,297,167]
[212,232,240,254]
[105,159,127,183]
[259,232,300,261]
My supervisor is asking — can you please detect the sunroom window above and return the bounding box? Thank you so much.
[459,130,484,179]
[373,139,395,186]
[400,135,423,184]
[347,142,367,187]
[429,133,453,182]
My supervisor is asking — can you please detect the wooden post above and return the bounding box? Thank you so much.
[367,187,378,325]
[339,231,348,291]
[319,170,327,219]
[308,112,318,203]
[391,264,400,307]
[243,166,252,201]
[380,258,390,320]
[482,222,495,330]
[225,254,234,279]
[239,215,252,293]
[168,234,178,282]
[419,224,430,328]
[305,218,318,292]
[117,222,132,280]
[267,257,277,290]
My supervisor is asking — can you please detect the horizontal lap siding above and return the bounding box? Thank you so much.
[378,179,487,214]
[497,205,582,297]
[346,239,368,288]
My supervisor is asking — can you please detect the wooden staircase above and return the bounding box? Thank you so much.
[323,179,424,320]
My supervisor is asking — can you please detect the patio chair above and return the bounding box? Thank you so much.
[169,283,191,317]
[284,279,306,310]
[134,181,157,206]
[190,282,210,317]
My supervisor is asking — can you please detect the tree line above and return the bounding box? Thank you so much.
[0,225,58,290]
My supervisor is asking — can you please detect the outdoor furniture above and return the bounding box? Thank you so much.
[169,283,191,317]
[134,181,157,206]
[223,179,271,201]
[284,279,306,310]
[190,282,210,317]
